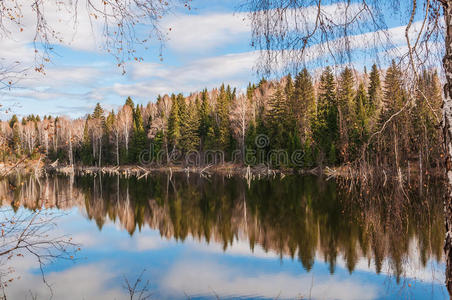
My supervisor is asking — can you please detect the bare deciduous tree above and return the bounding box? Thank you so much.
[118,104,133,158]
[231,94,250,160]
[0,207,78,298]
[0,0,191,88]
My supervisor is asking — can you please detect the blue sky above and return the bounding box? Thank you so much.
[0,0,436,119]
[3,207,447,299]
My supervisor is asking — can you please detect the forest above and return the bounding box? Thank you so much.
[0,61,443,173]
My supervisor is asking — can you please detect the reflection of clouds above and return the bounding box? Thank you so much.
[5,262,126,300]
[160,260,379,300]
[328,238,445,285]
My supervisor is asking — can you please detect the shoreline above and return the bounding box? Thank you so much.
[0,159,444,181]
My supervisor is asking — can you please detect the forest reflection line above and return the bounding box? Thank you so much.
[0,173,445,282]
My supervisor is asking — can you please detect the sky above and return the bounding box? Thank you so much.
[0,0,438,119]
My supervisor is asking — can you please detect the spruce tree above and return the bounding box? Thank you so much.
[125,96,135,109]
[81,117,93,165]
[131,105,147,163]
[380,60,408,168]
[351,82,370,159]
[337,67,355,162]
[9,115,18,129]
[92,103,105,121]
[312,66,338,164]
[168,94,181,150]
[215,84,231,150]
[368,63,382,116]
[292,68,316,143]
[180,101,200,152]
[198,89,213,150]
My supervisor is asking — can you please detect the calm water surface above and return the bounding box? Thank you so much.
[0,173,447,299]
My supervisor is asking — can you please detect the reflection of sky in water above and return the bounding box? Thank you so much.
[2,207,447,300]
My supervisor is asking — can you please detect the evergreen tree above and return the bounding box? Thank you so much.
[180,101,200,152]
[380,60,408,168]
[125,96,135,109]
[312,67,338,164]
[198,89,213,150]
[351,82,370,159]
[337,67,355,162]
[215,84,231,150]
[92,103,105,121]
[368,63,382,116]
[130,105,147,162]
[292,68,316,143]
[9,115,18,129]
[168,94,181,150]
[81,117,93,165]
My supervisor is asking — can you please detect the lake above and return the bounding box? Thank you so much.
[0,173,447,299]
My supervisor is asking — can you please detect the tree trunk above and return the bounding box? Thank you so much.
[442,1,452,296]
[69,129,73,167]
[116,134,120,166]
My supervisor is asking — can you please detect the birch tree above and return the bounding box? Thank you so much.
[118,104,133,159]
[231,94,250,160]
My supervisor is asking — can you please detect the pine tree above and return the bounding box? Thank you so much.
[9,115,18,129]
[168,94,181,150]
[267,87,286,148]
[125,96,135,109]
[130,105,147,163]
[337,67,355,162]
[81,117,93,165]
[351,82,370,159]
[380,60,408,169]
[368,64,382,116]
[180,101,200,152]
[312,67,338,164]
[92,103,105,120]
[198,89,212,150]
[215,84,231,150]
[292,68,316,143]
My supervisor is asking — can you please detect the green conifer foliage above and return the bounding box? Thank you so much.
[351,82,370,159]
[81,116,93,165]
[337,67,355,162]
[292,68,316,143]
[312,67,338,164]
[215,84,231,150]
[368,64,381,116]
[168,94,181,150]
[180,101,200,152]
[131,104,147,162]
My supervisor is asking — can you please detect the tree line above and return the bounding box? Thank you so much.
[0,61,443,171]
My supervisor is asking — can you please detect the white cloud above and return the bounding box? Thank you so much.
[163,12,250,53]
[161,260,380,300]
[111,51,258,100]
[5,261,127,300]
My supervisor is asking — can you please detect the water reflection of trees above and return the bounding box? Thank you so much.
[0,173,444,281]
